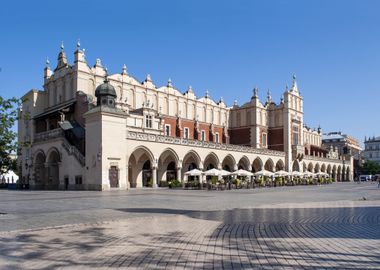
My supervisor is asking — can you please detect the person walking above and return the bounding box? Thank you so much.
[377,176,380,188]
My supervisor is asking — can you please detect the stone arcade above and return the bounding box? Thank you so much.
[17,43,353,190]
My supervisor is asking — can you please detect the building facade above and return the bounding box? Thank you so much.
[17,44,353,190]
[363,136,380,166]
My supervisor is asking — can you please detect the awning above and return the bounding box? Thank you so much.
[33,99,76,119]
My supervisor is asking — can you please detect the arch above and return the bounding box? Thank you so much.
[275,159,285,172]
[182,150,201,172]
[264,158,274,172]
[128,146,154,188]
[307,162,314,172]
[130,145,155,163]
[327,164,332,175]
[332,165,337,181]
[292,160,300,172]
[345,166,350,181]
[321,164,326,173]
[34,150,46,187]
[252,157,263,172]
[314,163,320,173]
[204,152,220,170]
[238,155,250,170]
[46,147,61,190]
[222,154,236,172]
[337,165,342,182]
[158,148,179,184]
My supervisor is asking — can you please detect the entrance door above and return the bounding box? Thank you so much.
[109,166,119,188]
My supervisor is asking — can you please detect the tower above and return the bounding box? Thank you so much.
[283,75,304,171]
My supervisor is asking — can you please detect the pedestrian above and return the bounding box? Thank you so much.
[377,177,380,189]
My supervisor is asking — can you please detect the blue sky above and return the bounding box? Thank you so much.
[0,0,379,143]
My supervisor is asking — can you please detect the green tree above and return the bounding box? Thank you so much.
[0,96,19,174]
[361,160,380,175]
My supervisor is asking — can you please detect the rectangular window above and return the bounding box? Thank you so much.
[262,132,267,147]
[215,132,220,143]
[165,124,171,136]
[201,130,206,141]
[184,127,189,139]
[145,115,152,128]
[292,125,299,145]
[75,175,83,185]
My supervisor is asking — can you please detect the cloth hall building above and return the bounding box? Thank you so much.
[17,44,353,190]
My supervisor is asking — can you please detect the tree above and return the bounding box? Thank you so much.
[0,96,19,174]
[361,160,380,175]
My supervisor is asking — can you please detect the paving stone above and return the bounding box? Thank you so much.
[0,182,379,269]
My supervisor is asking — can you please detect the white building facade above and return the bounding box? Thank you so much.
[17,44,353,190]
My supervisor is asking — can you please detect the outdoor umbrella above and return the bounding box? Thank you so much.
[184,168,203,176]
[304,171,316,177]
[220,169,232,176]
[232,169,253,176]
[291,171,303,177]
[274,170,290,177]
[253,170,274,177]
[203,168,223,176]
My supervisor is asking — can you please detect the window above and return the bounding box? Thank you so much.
[292,125,299,145]
[262,132,267,147]
[145,115,152,128]
[215,132,220,143]
[184,127,189,139]
[165,124,171,136]
[201,130,206,141]
[75,175,83,185]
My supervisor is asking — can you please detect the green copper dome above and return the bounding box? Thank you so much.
[95,78,117,107]
[95,79,117,98]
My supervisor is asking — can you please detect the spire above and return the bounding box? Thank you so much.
[167,78,173,88]
[266,88,272,104]
[205,90,209,98]
[94,58,102,67]
[104,67,109,82]
[122,64,128,75]
[45,57,50,69]
[187,85,194,93]
[44,57,52,79]
[252,87,258,99]
[55,41,68,71]
[291,74,299,93]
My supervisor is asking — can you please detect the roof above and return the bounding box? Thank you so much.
[322,134,344,141]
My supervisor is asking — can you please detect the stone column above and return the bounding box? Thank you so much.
[177,166,182,182]
[152,167,158,188]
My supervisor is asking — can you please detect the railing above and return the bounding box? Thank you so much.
[62,140,85,166]
[34,128,85,166]
[126,131,286,157]
[34,129,64,143]
[304,155,342,163]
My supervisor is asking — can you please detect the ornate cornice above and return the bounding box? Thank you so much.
[126,131,286,157]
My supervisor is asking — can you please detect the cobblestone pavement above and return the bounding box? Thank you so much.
[0,182,380,269]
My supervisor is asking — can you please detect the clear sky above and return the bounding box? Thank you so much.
[0,0,379,144]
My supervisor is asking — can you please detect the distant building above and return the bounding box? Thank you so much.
[322,132,362,179]
[322,132,362,158]
[363,136,380,166]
